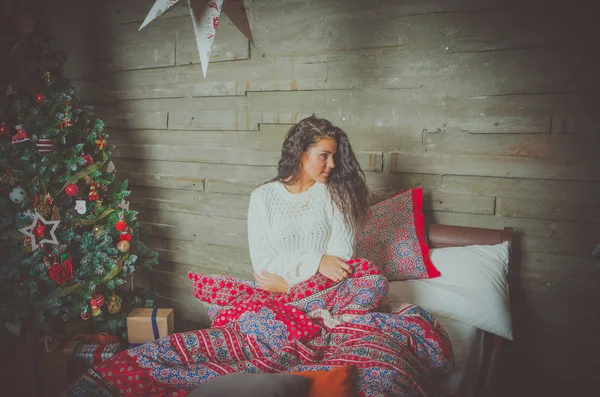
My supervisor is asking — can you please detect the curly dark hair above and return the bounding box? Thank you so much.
[270,115,370,230]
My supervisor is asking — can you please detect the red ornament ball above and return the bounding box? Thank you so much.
[82,154,94,166]
[35,93,44,103]
[65,184,79,196]
[115,220,128,232]
[0,124,8,136]
[91,293,105,308]
[36,138,54,153]
[119,233,132,242]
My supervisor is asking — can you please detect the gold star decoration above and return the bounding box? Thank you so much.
[19,211,60,251]
[95,137,106,150]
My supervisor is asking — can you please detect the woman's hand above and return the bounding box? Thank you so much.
[254,271,289,294]
[318,255,353,282]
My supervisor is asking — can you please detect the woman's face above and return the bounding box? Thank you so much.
[300,137,337,184]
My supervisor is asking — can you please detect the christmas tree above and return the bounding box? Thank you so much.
[0,8,158,342]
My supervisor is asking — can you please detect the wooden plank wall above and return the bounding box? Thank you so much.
[47,0,598,394]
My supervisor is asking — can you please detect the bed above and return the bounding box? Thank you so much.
[62,222,513,397]
[394,223,514,397]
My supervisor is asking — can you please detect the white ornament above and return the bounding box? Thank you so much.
[117,199,130,211]
[19,211,60,251]
[9,187,27,204]
[105,161,115,173]
[75,200,87,214]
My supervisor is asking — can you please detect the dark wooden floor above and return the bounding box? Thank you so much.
[493,341,597,397]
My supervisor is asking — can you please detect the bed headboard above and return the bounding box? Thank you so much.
[425,223,513,397]
[427,223,513,250]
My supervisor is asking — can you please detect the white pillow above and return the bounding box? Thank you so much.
[387,241,513,340]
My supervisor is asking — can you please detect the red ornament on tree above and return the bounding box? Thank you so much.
[48,254,73,285]
[65,184,79,196]
[91,293,105,317]
[119,233,132,242]
[36,138,54,153]
[12,124,29,144]
[35,93,44,103]
[82,154,94,166]
[91,294,105,308]
[115,220,128,232]
[34,221,45,237]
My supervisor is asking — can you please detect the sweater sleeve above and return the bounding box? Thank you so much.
[325,201,355,261]
[247,190,323,290]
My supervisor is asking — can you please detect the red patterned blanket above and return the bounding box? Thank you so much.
[62,259,454,397]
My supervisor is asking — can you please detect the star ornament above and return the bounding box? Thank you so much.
[95,137,106,150]
[19,211,60,251]
[139,0,253,78]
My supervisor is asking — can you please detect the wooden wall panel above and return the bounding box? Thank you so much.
[140,210,247,247]
[130,189,250,220]
[248,90,442,151]
[73,47,598,104]
[117,170,205,191]
[95,97,259,131]
[251,3,577,56]
[426,132,599,160]
[109,129,260,149]
[149,239,251,275]
[498,197,600,223]
[387,152,599,181]
[112,144,383,171]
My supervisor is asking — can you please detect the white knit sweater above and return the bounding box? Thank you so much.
[247,181,355,290]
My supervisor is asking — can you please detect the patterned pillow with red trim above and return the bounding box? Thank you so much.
[354,188,440,280]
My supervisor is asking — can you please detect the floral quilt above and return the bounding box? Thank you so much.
[62,259,454,397]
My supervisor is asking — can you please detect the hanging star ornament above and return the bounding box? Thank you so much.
[19,211,60,251]
[139,0,253,78]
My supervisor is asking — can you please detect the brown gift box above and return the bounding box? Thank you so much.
[127,308,174,344]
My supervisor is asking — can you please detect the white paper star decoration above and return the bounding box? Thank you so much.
[139,0,254,78]
[19,211,61,251]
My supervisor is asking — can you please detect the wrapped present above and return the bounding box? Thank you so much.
[72,332,119,344]
[75,343,121,367]
[127,307,174,344]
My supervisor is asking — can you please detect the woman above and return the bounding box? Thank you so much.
[249,115,370,294]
